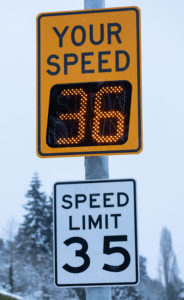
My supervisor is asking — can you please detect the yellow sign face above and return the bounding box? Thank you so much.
[37,7,142,157]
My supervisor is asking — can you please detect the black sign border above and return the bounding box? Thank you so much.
[54,178,138,287]
[37,7,142,157]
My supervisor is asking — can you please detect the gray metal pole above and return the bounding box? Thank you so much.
[85,156,110,300]
[84,0,105,9]
[85,156,109,179]
[84,3,111,300]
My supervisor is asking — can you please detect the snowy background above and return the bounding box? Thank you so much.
[0,0,184,283]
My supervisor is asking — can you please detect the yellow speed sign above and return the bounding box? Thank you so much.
[37,7,142,157]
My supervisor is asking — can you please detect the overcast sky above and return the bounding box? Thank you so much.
[0,0,184,281]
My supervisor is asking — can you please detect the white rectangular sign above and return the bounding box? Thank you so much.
[54,179,138,287]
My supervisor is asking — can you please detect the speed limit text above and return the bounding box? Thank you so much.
[61,192,129,230]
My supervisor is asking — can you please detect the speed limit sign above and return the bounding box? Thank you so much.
[54,179,138,287]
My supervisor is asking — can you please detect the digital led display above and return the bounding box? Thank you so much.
[46,81,132,148]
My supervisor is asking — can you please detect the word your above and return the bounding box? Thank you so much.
[46,23,130,75]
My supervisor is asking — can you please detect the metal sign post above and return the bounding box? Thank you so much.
[85,159,110,300]
[84,0,105,9]
[36,0,141,297]
[84,0,110,298]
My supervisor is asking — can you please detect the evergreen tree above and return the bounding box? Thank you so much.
[0,238,4,250]
[73,288,86,300]
[139,256,148,280]
[13,174,55,298]
[112,255,147,300]
[112,285,141,300]
[7,240,14,293]
[0,175,72,299]
[136,256,149,298]
[15,173,53,265]
[4,220,18,293]
[136,256,165,300]
[0,238,8,288]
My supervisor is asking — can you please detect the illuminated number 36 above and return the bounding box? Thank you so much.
[57,86,125,145]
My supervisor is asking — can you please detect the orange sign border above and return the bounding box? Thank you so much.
[37,7,142,157]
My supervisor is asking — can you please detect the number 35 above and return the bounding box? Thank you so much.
[63,235,130,273]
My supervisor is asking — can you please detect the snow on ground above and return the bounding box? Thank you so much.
[0,290,23,300]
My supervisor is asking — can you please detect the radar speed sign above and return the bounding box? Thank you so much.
[37,7,142,157]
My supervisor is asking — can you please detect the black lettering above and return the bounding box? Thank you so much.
[62,194,72,209]
[89,24,104,45]
[81,52,94,74]
[89,193,100,208]
[52,26,69,47]
[82,215,86,230]
[104,193,114,207]
[117,192,129,207]
[103,235,130,272]
[108,23,122,44]
[63,237,90,273]
[116,50,130,71]
[71,25,86,46]
[89,215,102,229]
[64,53,78,75]
[75,194,87,208]
[98,51,112,73]
[105,214,109,229]
[69,216,80,230]
[111,214,121,228]
[47,54,60,75]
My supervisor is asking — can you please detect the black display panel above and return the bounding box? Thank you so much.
[46,81,132,148]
